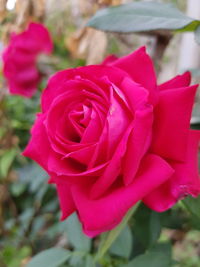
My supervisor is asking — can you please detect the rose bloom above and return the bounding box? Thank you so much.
[2,22,53,98]
[23,47,200,236]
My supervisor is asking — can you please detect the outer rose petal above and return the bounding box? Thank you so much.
[10,22,53,54]
[110,47,157,104]
[13,66,40,84]
[7,80,38,97]
[3,48,36,68]
[158,71,191,90]
[42,65,128,113]
[101,54,118,65]
[71,154,174,237]
[151,85,198,162]
[22,113,51,171]
[27,22,53,53]
[143,130,200,211]
[56,182,76,220]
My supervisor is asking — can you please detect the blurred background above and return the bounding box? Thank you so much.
[0,0,200,267]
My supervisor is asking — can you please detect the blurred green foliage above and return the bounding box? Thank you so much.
[0,1,200,267]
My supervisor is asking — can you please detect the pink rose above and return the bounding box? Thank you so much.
[23,47,200,236]
[2,22,53,97]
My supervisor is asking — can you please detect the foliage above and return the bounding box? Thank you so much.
[0,1,200,267]
[87,1,200,34]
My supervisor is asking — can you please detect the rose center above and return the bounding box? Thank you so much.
[67,101,93,143]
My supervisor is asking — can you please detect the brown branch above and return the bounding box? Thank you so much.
[151,33,173,74]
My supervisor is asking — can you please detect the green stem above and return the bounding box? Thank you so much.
[94,201,140,262]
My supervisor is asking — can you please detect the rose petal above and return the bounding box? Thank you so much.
[62,143,97,166]
[72,154,174,236]
[107,86,132,156]
[10,22,53,54]
[121,77,149,111]
[87,120,109,168]
[42,70,75,112]
[27,22,53,53]
[122,106,153,185]
[143,130,200,211]
[23,113,50,170]
[3,47,36,67]
[14,66,40,84]
[90,123,133,199]
[151,85,198,161]
[110,47,157,104]
[45,90,84,148]
[101,54,118,65]
[42,65,127,113]
[81,107,103,143]
[7,80,38,97]
[48,149,108,178]
[158,71,191,90]
[56,182,76,220]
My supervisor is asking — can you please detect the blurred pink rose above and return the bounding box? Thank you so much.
[2,22,53,97]
[23,47,200,236]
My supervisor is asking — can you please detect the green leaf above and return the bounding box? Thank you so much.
[87,2,200,33]
[122,243,172,267]
[64,214,91,252]
[110,225,132,258]
[132,204,161,249]
[95,202,140,262]
[18,208,35,234]
[69,253,85,267]
[2,246,31,267]
[17,163,48,191]
[149,211,161,246]
[0,149,17,178]
[123,252,169,267]
[195,25,200,45]
[10,182,26,197]
[85,255,96,267]
[151,243,171,256]
[182,195,200,220]
[68,254,96,267]
[27,248,71,267]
